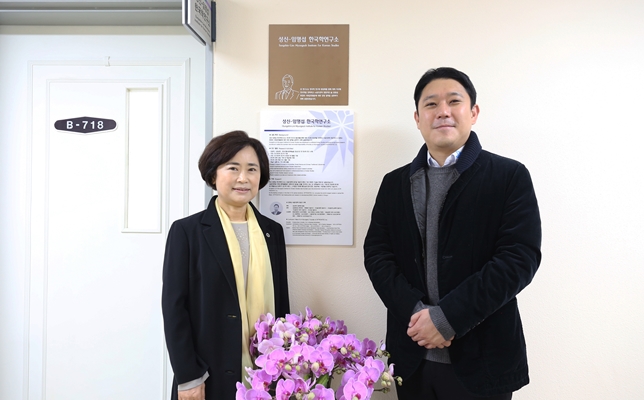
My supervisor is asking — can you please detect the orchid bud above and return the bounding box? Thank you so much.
[285,364,292,372]
[341,347,347,355]
[308,393,315,400]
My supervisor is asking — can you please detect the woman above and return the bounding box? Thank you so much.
[162,130,290,400]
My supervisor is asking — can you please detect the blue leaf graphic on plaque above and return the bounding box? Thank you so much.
[308,110,354,171]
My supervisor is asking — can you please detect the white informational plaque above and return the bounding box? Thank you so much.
[182,0,212,46]
[259,110,354,245]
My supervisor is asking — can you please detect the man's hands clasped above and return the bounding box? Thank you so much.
[407,309,454,349]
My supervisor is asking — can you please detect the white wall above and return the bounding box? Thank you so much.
[213,0,644,398]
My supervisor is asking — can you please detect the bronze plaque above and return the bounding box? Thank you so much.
[269,24,349,106]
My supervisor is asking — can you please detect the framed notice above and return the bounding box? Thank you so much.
[182,0,212,45]
[269,25,349,106]
[259,110,354,245]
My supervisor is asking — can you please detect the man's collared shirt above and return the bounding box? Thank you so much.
[427,146,464,168]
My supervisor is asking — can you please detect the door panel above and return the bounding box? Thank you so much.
[26,55,202,400]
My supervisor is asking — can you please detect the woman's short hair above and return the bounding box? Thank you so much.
[198,130,270,190]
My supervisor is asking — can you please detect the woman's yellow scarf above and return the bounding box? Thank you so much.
[215,198,275,379]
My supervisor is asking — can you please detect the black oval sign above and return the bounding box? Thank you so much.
[54,117,117,134]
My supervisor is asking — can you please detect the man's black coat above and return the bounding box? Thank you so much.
[364,132,541,396]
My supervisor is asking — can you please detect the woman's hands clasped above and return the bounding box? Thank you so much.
[178,383,205,400]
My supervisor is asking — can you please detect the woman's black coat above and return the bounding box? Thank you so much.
[162,196,290,400]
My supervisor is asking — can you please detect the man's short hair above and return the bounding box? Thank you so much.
[413,67,477,111]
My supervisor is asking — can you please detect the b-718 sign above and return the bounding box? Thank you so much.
[54,117,117,134]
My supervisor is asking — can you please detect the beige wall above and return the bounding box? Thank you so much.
[213,0,644,398]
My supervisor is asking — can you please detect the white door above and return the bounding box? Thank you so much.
[30,64,181,400]
[0,27,207,400]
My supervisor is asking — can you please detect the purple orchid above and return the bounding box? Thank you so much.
[336,369,356,398]
[275,379,295,400]
[343,334,362,355]
[246,368,273,393]
[255,348,290,378]
[244,388,272,400]
[319,335,345,355]
[311,383,335,400]
[273,319,297,341]
[326,318,347,335]
[236,308,399,400]
[285,343,311,374]
[257,337,284,355]
[341,379,369,400]
[285,312,303,329]
[360,338,377,358]
[307,348,335,377]
[235,382,248,400]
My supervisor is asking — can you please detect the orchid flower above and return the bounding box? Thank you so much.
[360,338,377,358]
[248,369,273,392]
[307,348,334,377]
[275,378,296,400]
[235,309,400,400]
[311,383,335,400]
[257,337,284,355]
[342,379,369,400]
[336,369,356,397]
[244,388,272,400]
[273,320,297,341]
[235,382,248,400]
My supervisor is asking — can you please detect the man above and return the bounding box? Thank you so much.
[275,74,300,100]
[364,67,541,399]
[271,203,282,215]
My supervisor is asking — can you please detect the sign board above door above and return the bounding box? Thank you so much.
[182,0,215,45]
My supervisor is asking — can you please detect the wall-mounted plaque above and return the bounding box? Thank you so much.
[259,109,354,245]
[269,24,349,106]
